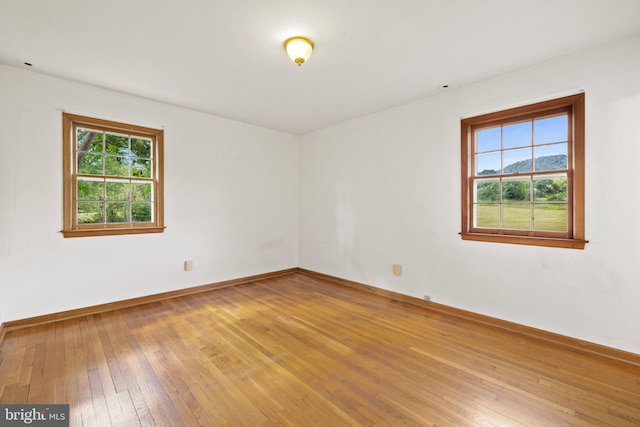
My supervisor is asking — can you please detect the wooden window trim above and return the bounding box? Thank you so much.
[62,113,165,238]
[460,94,587,249]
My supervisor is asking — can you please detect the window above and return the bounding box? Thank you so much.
[62,113,164,237]
[460,94,586,249]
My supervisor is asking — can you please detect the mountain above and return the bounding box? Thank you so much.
[478,154,567,176]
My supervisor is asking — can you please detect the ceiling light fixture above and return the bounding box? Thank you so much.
[284,36,314,66]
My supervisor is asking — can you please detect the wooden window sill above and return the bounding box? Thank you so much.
[62,227,166,238]
[460,232,588,249]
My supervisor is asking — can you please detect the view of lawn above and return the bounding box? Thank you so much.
[475,203,567,231]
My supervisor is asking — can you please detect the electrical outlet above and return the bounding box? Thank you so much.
[392,264,402,276]
[184,260,193,271]
[424,295,431,302]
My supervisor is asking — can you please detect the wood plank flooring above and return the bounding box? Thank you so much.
[1,273,639,426]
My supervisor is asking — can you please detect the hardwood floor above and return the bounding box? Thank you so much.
[1,273,639,426]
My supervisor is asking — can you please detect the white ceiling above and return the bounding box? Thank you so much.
[2,0,640,134]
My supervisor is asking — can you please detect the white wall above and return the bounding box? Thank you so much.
[299,35,640,354]
[0,65,299,324]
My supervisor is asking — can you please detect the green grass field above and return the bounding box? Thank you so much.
[476,203,567,231]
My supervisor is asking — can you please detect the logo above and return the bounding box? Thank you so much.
[0,405,69,426]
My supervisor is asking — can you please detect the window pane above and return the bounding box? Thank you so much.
[502,204,531,229]
[78,153,104,174]
[503,121,531,149]
[78,202,104,224]
[63,112,164,237]
[77,129,103,152]
[476,152,501,176]
[131,159,152,178]
[534,115,567,145]
[105,133,130,155]
[474,204,499,228]
[534,204,568,232]
[131,137,152,159]
[502,179,530,202]
[476,127,501,153]
[475,179,499,202]
[534,175,567,202]
[106,181,131,201]
[132,203,152,222]
[534,143,567,171]
[106,202,130,223]
[503,148,532,173]
[105,155,130,176]
[77,178,104,201]
[460,94,584,246]
[132,182,152,201]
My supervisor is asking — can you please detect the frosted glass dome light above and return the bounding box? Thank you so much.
[284,37,314,66]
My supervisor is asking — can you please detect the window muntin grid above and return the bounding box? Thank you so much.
[75,128,155,225]
[471,113,570,234]
[62,112,164,238]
